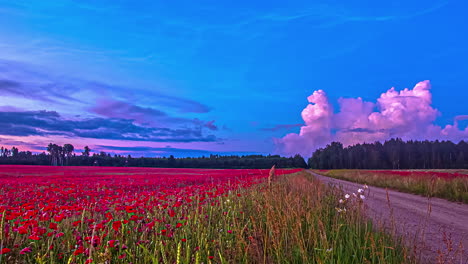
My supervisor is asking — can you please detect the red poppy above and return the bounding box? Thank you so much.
[0,248,11,255]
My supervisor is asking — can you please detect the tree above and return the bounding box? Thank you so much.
[47,143,59,166]
[63,144,74,165]
[11,147,19,157]
[82,146,91,157]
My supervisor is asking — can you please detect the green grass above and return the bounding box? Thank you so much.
[311,169,468,203]
[0,172,412,263]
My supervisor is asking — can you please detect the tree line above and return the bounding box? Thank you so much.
[308,138,468,169]
[0,144,308,169]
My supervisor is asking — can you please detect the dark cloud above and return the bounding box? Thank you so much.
[90,98,218,130]
[261,123,302,132]
[0,110,218,142]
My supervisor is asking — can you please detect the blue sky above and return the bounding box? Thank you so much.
[0,0,467,157]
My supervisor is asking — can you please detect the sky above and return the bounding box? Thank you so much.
[0,0,467,158]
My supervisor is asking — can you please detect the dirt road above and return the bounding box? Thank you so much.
[307,170,468,264]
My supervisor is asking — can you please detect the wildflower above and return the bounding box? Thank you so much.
[85,259,93,264]
[181,238,187,242]
[108,240,118,248]
[227,230,232,234]
[326,248,333,252]
[352,193,357,197]
[364,184,369,189]
[17,225,28,234]
[339,199,344,204]
[168,209,175,217]
[20,247,32,254]
[357,188,363,193]
[344,194,350,199]
[360,195,365,200]
[1,248,11,255]
[28,235,41,240]
[112,221,122,232]
[49,222,58,230]
[73,246,85,256]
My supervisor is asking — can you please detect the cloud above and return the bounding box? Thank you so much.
[89,98,217,130]
[275,80,468,157]
[0,110,217,142]
[0,58,211,114]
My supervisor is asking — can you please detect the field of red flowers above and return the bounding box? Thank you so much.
[0,165,300,263]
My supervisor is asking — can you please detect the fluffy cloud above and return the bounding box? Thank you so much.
[276,81,468,157]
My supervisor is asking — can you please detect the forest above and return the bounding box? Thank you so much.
[1,138,467,169]
[308,138,468,169]
[0,144,307,169]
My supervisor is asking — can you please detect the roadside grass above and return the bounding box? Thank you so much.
[311,169,468,203]
[0,171,412,263]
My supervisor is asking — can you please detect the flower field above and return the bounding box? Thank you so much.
[312,169,468,203]
[0,165,410,263]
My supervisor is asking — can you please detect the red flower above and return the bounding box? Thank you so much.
[54,214,65,222]
[168,209,175,217]
[108,240,118,248]
[20,247,32,254]
[17,226,28,234]
[112,221,122,232]
[0,248,11,255]
[49,222,58,230]
[28,235,41,240]
[73,246,85,256]
[181,238,187,242]
[85,259,93,264]
[208,256,214,259]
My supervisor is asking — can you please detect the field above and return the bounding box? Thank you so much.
[311,169,468,203]
[0,165,411,263]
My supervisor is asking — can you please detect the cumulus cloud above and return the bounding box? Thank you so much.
[275,80,468,157]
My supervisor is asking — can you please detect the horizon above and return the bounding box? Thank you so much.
[1,0,467,158]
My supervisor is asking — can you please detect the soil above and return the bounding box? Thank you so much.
[307,170,468,264]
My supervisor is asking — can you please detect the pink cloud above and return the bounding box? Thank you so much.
[275,80,468,157]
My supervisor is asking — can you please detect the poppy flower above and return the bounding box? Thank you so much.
[0,248,11,255]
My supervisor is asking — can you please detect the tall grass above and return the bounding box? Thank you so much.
[0,172,411,263]
[312,170,468,203]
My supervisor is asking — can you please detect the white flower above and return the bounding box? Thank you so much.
[352,193,357,197]
[344,194,350,199]
[339,199,344,204]
[357,188,363,193]
[326,248,333,252]
[336,208,343,213]
[364,184,369,189]
[360,195,365,200]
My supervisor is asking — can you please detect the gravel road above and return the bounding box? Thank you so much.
[307,170,468,264]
